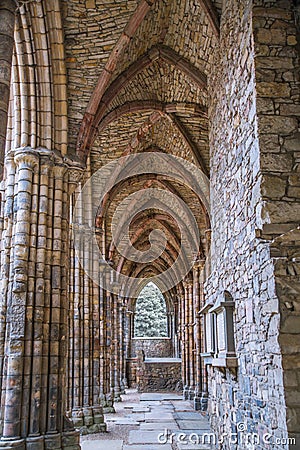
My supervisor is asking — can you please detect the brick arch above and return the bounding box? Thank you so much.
[93,44,207,129]
[97,174,205,229]
[115,217,183,272]
[76,0,219,161]
[75,0,157,158]
[82,101,207,167]
[118,238,182,279]
[106,195,201,264]
[94,101,209,174]
[98,101,206,132]
[126,259,179,291]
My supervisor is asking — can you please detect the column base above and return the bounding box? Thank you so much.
[194,394,208,411]
[113,391,122,403]
[122,378,128,390]
[183,385,189,400]
[0,431,81,450]
[188,387,195,400]
[71,406,106,435]
[99,395,115,414]
[0,439,25,450]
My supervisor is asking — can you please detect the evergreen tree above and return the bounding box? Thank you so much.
[134,282,168,337]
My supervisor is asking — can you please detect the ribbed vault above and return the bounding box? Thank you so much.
[72,0,218,293]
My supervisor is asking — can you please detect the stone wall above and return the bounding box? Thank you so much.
[253,0,300,238]
[130,338,173,358]
[252,1,300,442]
[205,0,293,448]
[272,229,300,444]
[136,359,182,392]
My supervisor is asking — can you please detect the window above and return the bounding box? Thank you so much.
[134,282,168,337]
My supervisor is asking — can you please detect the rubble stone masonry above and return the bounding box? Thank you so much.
[205,0,299,448]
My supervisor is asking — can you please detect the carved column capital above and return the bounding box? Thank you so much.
[14,148,39,170]
[53,164,67,180]
[68,167,84,194]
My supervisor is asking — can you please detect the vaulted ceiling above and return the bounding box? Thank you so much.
[66,0,220,288]
[59,0,220,288]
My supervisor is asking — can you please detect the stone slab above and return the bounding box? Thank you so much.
[123,446,173,450]
[174,412,207,420]
[131,406,151,413]
[144,412,174,421]
[141,393,182,401]
[81,440,123,450]
[151,405,174,411]
[176,420,211,430]
[145,357,181,363]
[172,401,191,409]
[177,445,212,450]
[125,413,145,422]
[140,422,179,430]
[128,430,164,445]
[105,417,140,425]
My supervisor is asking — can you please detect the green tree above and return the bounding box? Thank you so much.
[134,282,168,337]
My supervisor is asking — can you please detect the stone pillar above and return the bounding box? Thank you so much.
[193,260,208,411]
[103,290,114,413]
[0,147,82,450]
[113,295,122,402]
[188,281,195,400]
[178,289,185,394]
[68,188,106,434]
[182,281,190,400]
[124,309,132,387]
[119,301,127,392]
[0,0,16,179]
[97,284,113,413]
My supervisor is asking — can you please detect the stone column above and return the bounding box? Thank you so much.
[188,281,195,400]
[124,309,132,386]
[113,294,122,402]
[68,190,106,433]
[193,260,207,410]
[119,301,127,392]
[0,148,83,450]
[182,281,190,400]
[178,290,184,390]
[103,289,114,413]
[0,0,16,179]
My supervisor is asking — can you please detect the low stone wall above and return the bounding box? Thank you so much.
[130,337,173,358]
[136,358,182,392]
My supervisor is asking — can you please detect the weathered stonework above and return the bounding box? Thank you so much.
[205,0,299,448]
[135,352,182,392]
[0,0,298,448]
[0,147,83,450]
[130,337,173,358]
[0,0,16,179]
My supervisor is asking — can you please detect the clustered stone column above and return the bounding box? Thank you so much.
[67,183,107,433]
[0,0,16,180]
[179,266,207,406]
[0,147,82,450]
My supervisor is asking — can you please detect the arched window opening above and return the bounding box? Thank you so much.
[134,282,168,337]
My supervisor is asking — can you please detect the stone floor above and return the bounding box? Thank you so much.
[81,390,212,450]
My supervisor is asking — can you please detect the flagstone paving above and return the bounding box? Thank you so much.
[80,389,212,449]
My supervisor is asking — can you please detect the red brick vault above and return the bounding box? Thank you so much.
[0,1,299,450]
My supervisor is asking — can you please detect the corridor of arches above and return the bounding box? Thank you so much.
[0,0,299,449]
